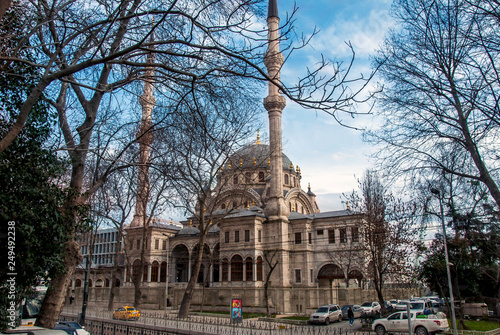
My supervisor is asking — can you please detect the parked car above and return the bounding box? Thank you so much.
[112,306,141,321]
[394,300,410,311]
[360,301,381,314]
[309,304,342,325]
[56,322,90,335]
[410,300,436,315]
[372,311,449,335]
[3,325,68,335]
[341,305,364,319]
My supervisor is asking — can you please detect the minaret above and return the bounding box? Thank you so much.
[264,0,289,221]
[130,44,155,227]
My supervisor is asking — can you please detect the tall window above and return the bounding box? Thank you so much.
[245,172,251,183]
[256,256,263,281]
[295,232,302,244]
[308,232,312,244]
[155,239,159,250]
[284,174,289,184]
[231,255,243,281]
[151,261,159,282]
[160,262,167,282]
[143,264,148,282]
[245,257,253,281]
[235,231,240,243]
[352,227,359,243]
[225,231,230,243]
[295,269,301,283]
[259,172,265,182]
[328,229,335,244]
[340,228,347,243]
[222,259,229,281]
[310,269,314,283]
[245,230,250,242]
[162,240,167,250]
[258,230,262,242]
[233,175,238,185]
[136,239,141,250]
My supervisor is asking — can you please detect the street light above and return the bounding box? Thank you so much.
[162,233,170,314]
[430,188,457,335]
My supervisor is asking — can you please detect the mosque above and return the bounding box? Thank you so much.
[70,0,378,314]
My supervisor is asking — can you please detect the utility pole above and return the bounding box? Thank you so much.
[430,188,457,335]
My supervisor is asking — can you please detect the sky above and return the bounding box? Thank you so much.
[261,0,395,213]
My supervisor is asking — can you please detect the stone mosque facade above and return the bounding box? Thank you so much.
[69,0,383,314]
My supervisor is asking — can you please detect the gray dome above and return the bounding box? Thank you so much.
[177,226,200,235]
[226,144,293,171]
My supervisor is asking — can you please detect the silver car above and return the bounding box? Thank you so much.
[309,304,342,325]
[341,304,364,319]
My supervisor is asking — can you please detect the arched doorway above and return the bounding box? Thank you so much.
[171,244,189,282]
[348,269,363,288]
[317,264,344,287]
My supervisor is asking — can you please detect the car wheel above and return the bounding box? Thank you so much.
[415,326,428,335]
[338,314,342,322]
[324,317,330,325]
[375,325,386,335]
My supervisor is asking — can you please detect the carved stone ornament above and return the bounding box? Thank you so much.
[263,95,286,112]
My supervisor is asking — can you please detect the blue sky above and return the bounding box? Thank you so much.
[270,0,394,212]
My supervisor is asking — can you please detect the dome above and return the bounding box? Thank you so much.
[226,143,293,171]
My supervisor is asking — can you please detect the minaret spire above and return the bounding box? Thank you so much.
[130,36,156,227]
[264,0,289,221]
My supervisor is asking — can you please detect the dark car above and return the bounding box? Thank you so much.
[341,304,364,319]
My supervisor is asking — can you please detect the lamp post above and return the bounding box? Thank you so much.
[430,188,457,335]
[162,233,170,314]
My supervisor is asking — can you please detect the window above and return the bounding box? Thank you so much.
[284,174,289,184]
[222,259,229,281]
[155,239,159,250]
[225,231,230,243]
[328,229,335,244]
[317,229,324,235]
[352,227,359,243]
[235,231,240,243]
[245,172,251,183]
[162,240,167,250]
[231,255,243,281]
[310,269,314,283]
[136,239,140,250]
[308,232,312,244]
[160,262,167,282]
[340,228,347,243]
[233,175,238,185]
[245,230,250,242]
[245,257,253,281]
[259,172,265,182]
[295,232,302,244]
[295,269,301,283]
[151,261,159,282]
[258,230,262,242]
[256,256,263,281]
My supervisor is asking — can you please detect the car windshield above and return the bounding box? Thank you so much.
[361,302,372,307]
[126,307,137,311]
[62,322,81,329]
[316,307,329,313]
[411,302,424,309]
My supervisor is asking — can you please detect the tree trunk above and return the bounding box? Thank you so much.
[107,232,122,310]
[178,233,207,318]
[35,240,82,328]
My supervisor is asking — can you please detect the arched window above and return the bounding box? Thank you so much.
[221,203,226,209]
[151,261,159,282]
[143,264,148,282]
[284,174,289,184]
[245,257,253,281]
[233,175,238,185]
[231,255,243,281]
[222,258,229,281]
[256,256,263,281]
[75,279,82,288]
[259,172,265,182]
[160,262,167,282]
[245,172,251,183]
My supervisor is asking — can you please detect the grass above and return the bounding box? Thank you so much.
[460,320,500,332]
[279,316,310,321]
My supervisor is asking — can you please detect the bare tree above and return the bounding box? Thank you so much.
[262,249,279,317]
[368,0,500,209]
[346,170,419,313]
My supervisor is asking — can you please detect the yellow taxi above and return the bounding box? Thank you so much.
[112,306,141,321]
